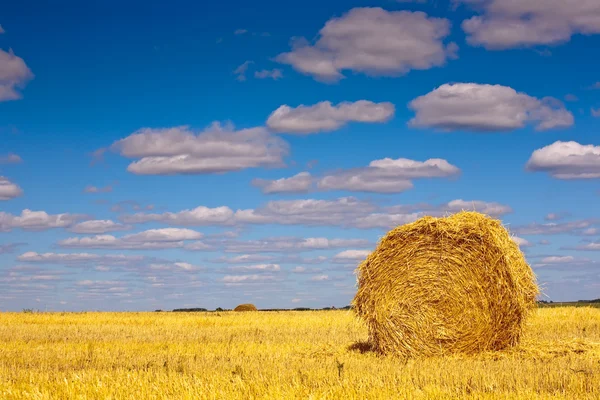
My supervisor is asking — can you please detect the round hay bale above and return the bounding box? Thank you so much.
[352,211,538,357]
[234,303,257,312]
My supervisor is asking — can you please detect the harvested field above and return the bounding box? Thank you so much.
[1,307,599,399]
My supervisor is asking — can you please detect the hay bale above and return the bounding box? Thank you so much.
[234,303,257,312]
[352,211,538,357]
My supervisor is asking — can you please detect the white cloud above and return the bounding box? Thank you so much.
[545,212,569,221]
[459,0,600,49]
[275,7,456,82]
[184,241,213,251]
[266,100,395,134]
[575,242,600,251]
[252,172,313,194]
[514,219,597,235]
[83,185,113,193]
[0,243,22,254]
[0,153,22,164]
[0,25,4,34]
[17,251,145,266]
[233,60,253,81]
[311,274,329,281]
[254,69,283,80]
[333,249,371,260]
[532,255,595,268]
[214,254,275,263]
[235,197,378,226]
[541,256,575,263]
[581,228,599,236]
[123,228,203,242]
[58,228,203,250]
[222,274,276,284]
[511,236,532,248]
[526,141,600,179]
[148,262,203,272]
[120,205,235,225]
[0,209,86,231]
[227,264,281,272]
[318,157,459,193]
[351,212,422,229]
[0,176,23,200]
[221,236,370,253]
[0,49,34,101]
[234,29,248,35]
[111,122,289,175]
[444,199,512,216]
[591,108,600,117]
[69,220,131,234]
[409,83,574,132]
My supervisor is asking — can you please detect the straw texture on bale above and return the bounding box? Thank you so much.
[234,304,258,312]
[353,211,539,357]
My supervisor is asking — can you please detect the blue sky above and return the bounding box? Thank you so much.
[1,0,599,311]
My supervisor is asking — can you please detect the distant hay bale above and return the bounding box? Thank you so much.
[234,303,258,312]
[353,211,539,357]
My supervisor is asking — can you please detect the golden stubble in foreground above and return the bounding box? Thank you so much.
[0,308,599,399]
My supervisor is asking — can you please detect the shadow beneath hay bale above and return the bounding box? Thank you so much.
[348,341,377,354]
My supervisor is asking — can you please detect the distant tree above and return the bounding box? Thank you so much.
[154,309,163,312]
[215,307,224,312]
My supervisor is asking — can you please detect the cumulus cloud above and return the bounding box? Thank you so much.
[111,122,289,175]
[254,69,283,80]
[532,255,596,268]
[569,242,600,251]
[123,228,203,242]
[0,209,87,231]
[0,49,34,101]
[220,236,370,253]
[317,157,460,193]
[526,141,600,179]
[227,264,281,272]
[333,250,371,260]
[116,196,511,231]
[58,228,204,250]
[69,220,132,234]
[266,100,395,134]
[222,274,277,285]
[120,205,235,225]
[444,199,512,216]
[591,108,600,117]
[0,243,24,254]
[275,7,457,82]
[252,172,313,194]
[235,197,378,226]
[17,252,148,269]
[0,153,22,164]
[511,236,533,248]
[545,212,569,221]
[83,185,113,193]
[214,254,275,264]
[0,176,23,200]
[311,274,329,281]
[458,0,600,49]
[409,83,574,132]
[233,60,253,81]
[514,219,597,235]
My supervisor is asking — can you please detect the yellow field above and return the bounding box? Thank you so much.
[1,307,599,399]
